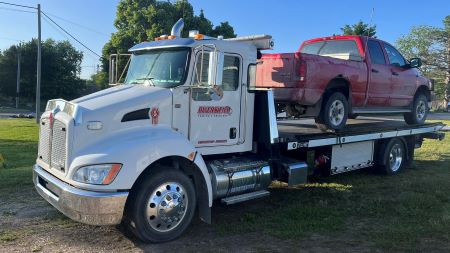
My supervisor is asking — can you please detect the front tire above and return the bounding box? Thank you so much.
[315,92,349,131]
[126,167,196,243]
[404,93,428,124]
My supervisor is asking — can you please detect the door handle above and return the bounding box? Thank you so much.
[371,69,379,73]
[392,72,399,76]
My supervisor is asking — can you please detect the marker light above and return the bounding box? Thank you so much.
[87,121,103,130]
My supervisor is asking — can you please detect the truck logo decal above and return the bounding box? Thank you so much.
[150,107,160,125]
[197,106,232,117]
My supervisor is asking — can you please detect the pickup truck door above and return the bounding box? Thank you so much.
[188,51,242,147]
[382,43,416,107]
[366,40,391,106]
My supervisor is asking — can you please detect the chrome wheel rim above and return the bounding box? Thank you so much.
[389,143,403,172]
[416,100,426,121]
[147,182,188,232]
[329,100,345,126]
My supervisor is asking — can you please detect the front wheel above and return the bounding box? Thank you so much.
[126,167,196,243]
[404,93,428,124]
[315,92,349,131]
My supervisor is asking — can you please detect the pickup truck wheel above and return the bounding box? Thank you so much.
[378,138,405,175]
[404,93,428,124]
[127,167,196,243]
[315,92,348,131]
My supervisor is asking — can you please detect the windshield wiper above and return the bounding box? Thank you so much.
[131,77,156,86]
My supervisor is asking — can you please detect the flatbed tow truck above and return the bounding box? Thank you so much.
[33,19,446,242]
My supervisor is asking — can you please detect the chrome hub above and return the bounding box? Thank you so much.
[389,143,403,172]
[147,182,188,232]
[329,100,345,126]
[416,100,426,120]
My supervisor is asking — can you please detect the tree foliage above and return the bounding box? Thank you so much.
[0,39,84,104]
[94,0,237,86]
[341,20,376,37]
[396,16,450,105]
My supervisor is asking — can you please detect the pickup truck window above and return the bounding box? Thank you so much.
[301,41,325,54]
[367,40,386,65]
[384,43,406,67]
[301,40,361,60]
[124,48,190,87]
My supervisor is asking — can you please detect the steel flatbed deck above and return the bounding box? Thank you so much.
[277,117,445,149]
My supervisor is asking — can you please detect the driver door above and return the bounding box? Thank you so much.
[189,50,242,147]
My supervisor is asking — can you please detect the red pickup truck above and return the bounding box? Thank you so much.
[256,35,432,130]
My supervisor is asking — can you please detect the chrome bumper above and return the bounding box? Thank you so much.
[33,164,128,225]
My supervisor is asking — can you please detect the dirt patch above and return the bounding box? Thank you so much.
[0,186,378,253]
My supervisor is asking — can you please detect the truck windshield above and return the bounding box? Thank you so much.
[124,48,190,88]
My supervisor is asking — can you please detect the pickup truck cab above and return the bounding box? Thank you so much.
[256,35,433,130]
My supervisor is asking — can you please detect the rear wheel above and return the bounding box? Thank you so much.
[404,93,428,124]
[315,92,348,131]
[126,167,196,243]
[378,138,406,175]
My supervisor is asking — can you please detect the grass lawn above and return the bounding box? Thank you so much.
[0,118,449,252]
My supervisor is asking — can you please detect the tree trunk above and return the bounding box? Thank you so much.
[445,35,450,108]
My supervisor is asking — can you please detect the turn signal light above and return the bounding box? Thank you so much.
[194,34,205,40]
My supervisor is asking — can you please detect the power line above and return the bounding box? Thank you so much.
[0,1,36,9]
[0,6,35,13]
[44,11,109,37]
[42,14,100,62]
[41,11,103,59]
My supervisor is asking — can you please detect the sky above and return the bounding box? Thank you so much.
[0,0,448,79]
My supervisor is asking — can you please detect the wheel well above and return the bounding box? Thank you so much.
[415,85,431,101]
[125,156,210,223]
[325,78,350,100]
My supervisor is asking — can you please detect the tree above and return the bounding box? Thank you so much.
[99,0,236,78]
[0,39,84,106]
[396,16,450,107]
[341,20,376,37]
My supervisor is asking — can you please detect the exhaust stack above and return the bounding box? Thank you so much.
[171,18,184,38]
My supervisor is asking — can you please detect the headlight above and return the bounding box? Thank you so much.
[72,164,122,185]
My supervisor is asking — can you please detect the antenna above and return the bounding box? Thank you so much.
[363,7,375,60]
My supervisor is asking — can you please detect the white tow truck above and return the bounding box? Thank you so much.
[33,19,446,242]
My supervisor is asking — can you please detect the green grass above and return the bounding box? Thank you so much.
[0,119,38,195]
[0,119,449,252]
[217,120,450,251]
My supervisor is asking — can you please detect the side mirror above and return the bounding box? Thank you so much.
[409,57,422,68]
[248,64,257,91]
[109,53,131,85]
[207,51,223,86]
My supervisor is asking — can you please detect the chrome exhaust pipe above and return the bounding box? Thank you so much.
[171,18,184,38]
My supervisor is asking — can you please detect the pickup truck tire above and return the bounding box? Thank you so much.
[377,138,406,175]
[315,92,348,131]
[126,167,196,243]
[404,93,428,124]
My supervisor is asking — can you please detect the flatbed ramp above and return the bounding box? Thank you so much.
[277,117,445,149]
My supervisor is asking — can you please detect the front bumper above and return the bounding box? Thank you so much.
[33,164,128,225]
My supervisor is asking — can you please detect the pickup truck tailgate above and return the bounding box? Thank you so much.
[256,53,301,88]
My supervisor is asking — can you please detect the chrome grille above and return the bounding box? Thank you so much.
[38,118,51,164]
[51,120,67,170]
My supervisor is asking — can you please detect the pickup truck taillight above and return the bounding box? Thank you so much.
[295,53,306,85]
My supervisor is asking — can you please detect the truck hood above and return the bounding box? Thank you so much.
[72,84,170,111]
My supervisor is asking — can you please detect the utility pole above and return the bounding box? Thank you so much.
[36,3,41,123]
[16,43,21,109]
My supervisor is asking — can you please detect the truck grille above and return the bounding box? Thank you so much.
[51,120,67,170]
[38,118,51,164]
[38,118,67,172]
